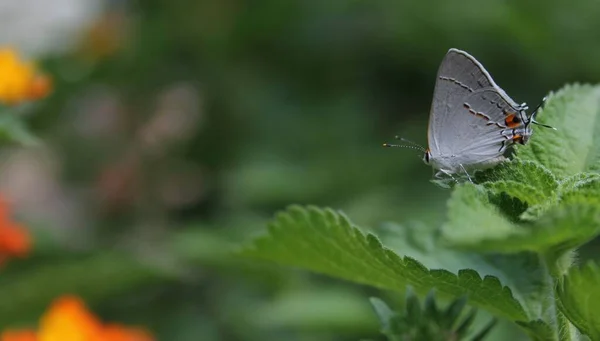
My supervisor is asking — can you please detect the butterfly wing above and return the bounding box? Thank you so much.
[427,49,529,170]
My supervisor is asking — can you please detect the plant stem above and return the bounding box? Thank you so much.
[556,308,577,341]
[542,252,577,341]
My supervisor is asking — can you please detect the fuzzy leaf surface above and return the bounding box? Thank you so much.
[239,205,528,321]
[516,84,600,178]
[442,184,600,255]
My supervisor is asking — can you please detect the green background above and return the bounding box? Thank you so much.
[3,0,600,339]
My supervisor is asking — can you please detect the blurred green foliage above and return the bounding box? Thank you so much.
[2,0,600,340]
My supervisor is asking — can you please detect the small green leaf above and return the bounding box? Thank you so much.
[423,291,439,322]
[239,205,528,322]
[516,84,600,178]
[515,320,556,341]
[557,261,600,339]
[405,288,422,323]
[471,318,498,341]
[442,183,523,246]
[443,296,468,325]
[454,307,477,336]
[370,297,397,333]
[370,292,499,341]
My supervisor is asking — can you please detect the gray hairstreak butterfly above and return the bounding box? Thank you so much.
[385,48,554,182]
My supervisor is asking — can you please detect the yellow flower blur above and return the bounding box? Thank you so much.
[1,296,154,341]
[0,48,51,105]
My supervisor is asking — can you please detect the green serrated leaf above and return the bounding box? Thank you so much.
[556,262,600,339]
[516,84,600,177]
[381,222,549,321]
[239,205,528,322]
[560,176,600,205]
[558,173,600,193]
[475,159,558,198]
[445,189,600,256]
[483,180,546,206]
[471,318,498,341]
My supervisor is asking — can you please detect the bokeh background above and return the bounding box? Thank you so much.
[2,0,600,340]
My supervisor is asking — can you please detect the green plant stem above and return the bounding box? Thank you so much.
[555,309,577,341]
[542,252,577,341]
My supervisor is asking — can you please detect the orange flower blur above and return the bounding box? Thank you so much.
[0,196,31,265]
[0,48,52,105]
[1,296,155,341]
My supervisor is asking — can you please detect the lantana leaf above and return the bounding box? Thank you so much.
[239,205,528,322]
[442,184,600,256]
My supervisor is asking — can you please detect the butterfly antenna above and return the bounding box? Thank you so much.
[530,96,557,130]
[382,143,423,151]
[393,136,426,152]
[382,143,423,158]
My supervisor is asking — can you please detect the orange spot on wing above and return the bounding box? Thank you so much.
[504,113,521,128]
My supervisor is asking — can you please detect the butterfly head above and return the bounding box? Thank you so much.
[423,148,432,165]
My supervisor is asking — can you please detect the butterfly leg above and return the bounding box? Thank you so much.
[459,164,473,183]
[436,169,459,183]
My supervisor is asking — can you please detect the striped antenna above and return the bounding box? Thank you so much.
[392,136,426,152]
[382,143,423,151]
